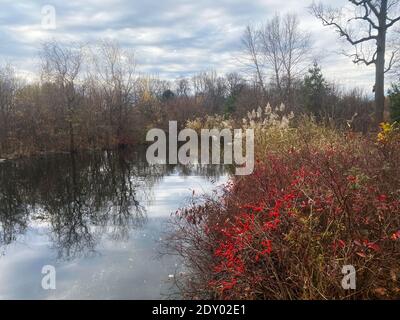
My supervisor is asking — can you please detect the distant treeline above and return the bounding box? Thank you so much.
[0,39,377,159]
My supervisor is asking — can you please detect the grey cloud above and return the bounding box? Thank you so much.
[0,0,376,89]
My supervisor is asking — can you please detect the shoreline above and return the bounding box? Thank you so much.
[0,143,149,162]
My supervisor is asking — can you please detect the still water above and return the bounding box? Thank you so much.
[0,149,228,299]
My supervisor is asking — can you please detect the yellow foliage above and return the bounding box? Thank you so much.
[377,122,398,144]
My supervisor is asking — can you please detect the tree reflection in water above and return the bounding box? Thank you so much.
[0,149,226,260]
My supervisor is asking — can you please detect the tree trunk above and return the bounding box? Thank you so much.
[69,120,75,153]
[0,112,6,154]
[375,0,388,125]
[375,42,386,125]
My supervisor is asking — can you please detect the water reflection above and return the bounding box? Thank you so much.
[0,165,29,248]
[0,149,227,298]
[0,149,226,260]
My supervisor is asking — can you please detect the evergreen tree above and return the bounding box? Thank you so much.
[162,89,175,101]
[389,82,400,123]
[223,95,236,115]
[303,62,329,119]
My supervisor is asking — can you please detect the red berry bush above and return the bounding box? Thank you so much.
[166,123,400,299]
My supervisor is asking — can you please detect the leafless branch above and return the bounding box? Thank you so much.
[311,3,378,47]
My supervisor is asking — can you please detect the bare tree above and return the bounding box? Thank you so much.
[225,72,246,96]
[191,71,227,112]
[261,15,284,98]
[242,14,311,106]
[278,14,311,104]
[88,40,136,145]
[41,41,84,153]
[242,25,267,95]
[311,0,400,124]
[0,65,19,155]
[175,78,191,97]
[394,26,400,76]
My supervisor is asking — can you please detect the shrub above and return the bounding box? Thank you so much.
[166,121,400,300]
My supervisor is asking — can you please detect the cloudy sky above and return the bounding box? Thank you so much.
[0,0,394,92]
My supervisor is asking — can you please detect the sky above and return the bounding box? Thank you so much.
[0,0,396,93]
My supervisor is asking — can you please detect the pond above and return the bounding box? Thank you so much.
[0,149,228,299]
